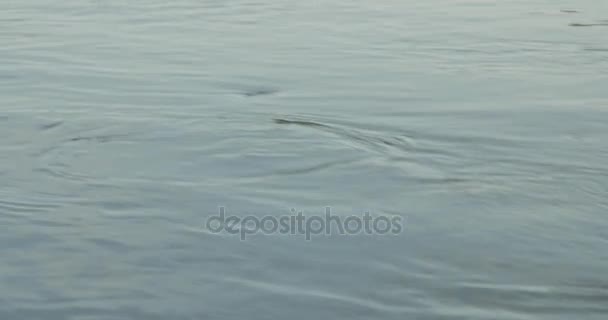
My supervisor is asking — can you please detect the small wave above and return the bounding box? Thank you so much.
[34,130,134,183]
[273,117,417,156]
[222,277,413,314]
[84,237,134,253]
[0,199,61,215]
[245,157,364,178]
[584,47,608,52]
[0,306,183,320]
[445,281,608,314]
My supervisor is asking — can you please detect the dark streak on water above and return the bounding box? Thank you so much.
[67,134,130,143]
[243,88,279,97]
[38,121,64,131]
[273,118,329,128]
[569,23,608,27]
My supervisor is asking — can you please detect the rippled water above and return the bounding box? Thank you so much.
[2,1,608,319]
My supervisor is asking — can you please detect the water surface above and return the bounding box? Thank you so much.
[1,0,608,319]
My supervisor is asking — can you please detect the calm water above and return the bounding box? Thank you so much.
[2,1,608,319]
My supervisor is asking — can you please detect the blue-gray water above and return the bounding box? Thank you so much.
[2,1,608,319]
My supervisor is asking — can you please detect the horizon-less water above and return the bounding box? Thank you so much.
[2,1,608,319]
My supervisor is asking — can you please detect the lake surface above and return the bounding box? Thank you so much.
[2,1,608,319]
